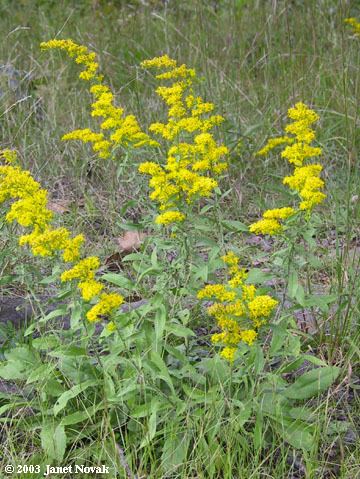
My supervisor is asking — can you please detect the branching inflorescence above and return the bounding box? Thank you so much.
[40,39,158,159]
[197,251,278,362]
[250,102,325,235]
[0,149,123,323]
[42,42,228,227]
[138,55,228,225]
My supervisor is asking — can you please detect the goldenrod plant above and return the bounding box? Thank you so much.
[0,11,357,475]
[139,55,228,225]
[250,102,325,235]
[0,150,123,324]
[198,251,278,362]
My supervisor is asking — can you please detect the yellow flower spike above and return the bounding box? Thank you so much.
[43,39,157,159]
[155,64,196,80]
[345,17,360,36]
[0,165,40,203]
[60,256,101,283]
[242,284,256,302]
[78,280,104,301]
[221,251,239,268]
[19,227,70,257]
[240,330,257,346]
[220,347,237,363]
[140,55,228,224]
[0,149,18,164]
[62,234,85,262]
[249,218,282,236]
[228,271,247,288]
[198,253,278,362]
[263,207,296,220]
[251,103,324,232]
[1,150,127,325]
[140,55,178,69]
[86,293,123,323]
[197,284,236,302]
[224,301,245,317]
[287,102,319,124]
[40,39,101,82]
[138,162,164,176]
[155,211,186,225]
[211,332,226,344]
[281,143,322,166]
[248,295,278,320]
[6,190,53,228]
[283,164,323,190]
[256,136,294,156]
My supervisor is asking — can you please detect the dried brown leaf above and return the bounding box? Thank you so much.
[48,199,71,214]
[116,230,146,253]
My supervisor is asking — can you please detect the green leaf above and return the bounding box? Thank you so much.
[182,384,218,403]
[32,335,60,350]
[39,305,68,324]
[140,401,159,448]
[155,305,167,349]
[199,356,231,384]
[221,220,248,232]
[0,402,27,415]
[60,403,104,426]
[0,346,39,380]
[231,400,253,427]
[191,262,209,282]
[301,355,328,367]
[253,412,263,451]
[109,378,138,402]
[121,252,146,262]
[41,423,67,461]
[148,351,175,395]
[288,271,305,306]
[27,364,53,384]
[70,302,82,330]
[283,366,340,400]
[288,406,316,422]
[166,323,195,339]
[0,361,26,380]
[53,380,97,416]
[272,416,315,450]
[49,346,87,358]
[279,356,306,374]
[151,247,158,267]
[44,379,66,397]
[245,269,273,284]
[252,344,265,374]
[0,275,16,286]
[270,324,287,355]
[287,334,301,357]
[102,272,135,290]
[161,430,189,471]
[303,294,337,313]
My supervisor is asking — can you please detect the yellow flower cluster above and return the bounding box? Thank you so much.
[197,251,278,363]
[40,39,102,81]
[345,17,360,36]
[139,55,228,225]
[0,150,123,323]
[250,103,325,235]
[41,39,157,159]
[86,293,123,323]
